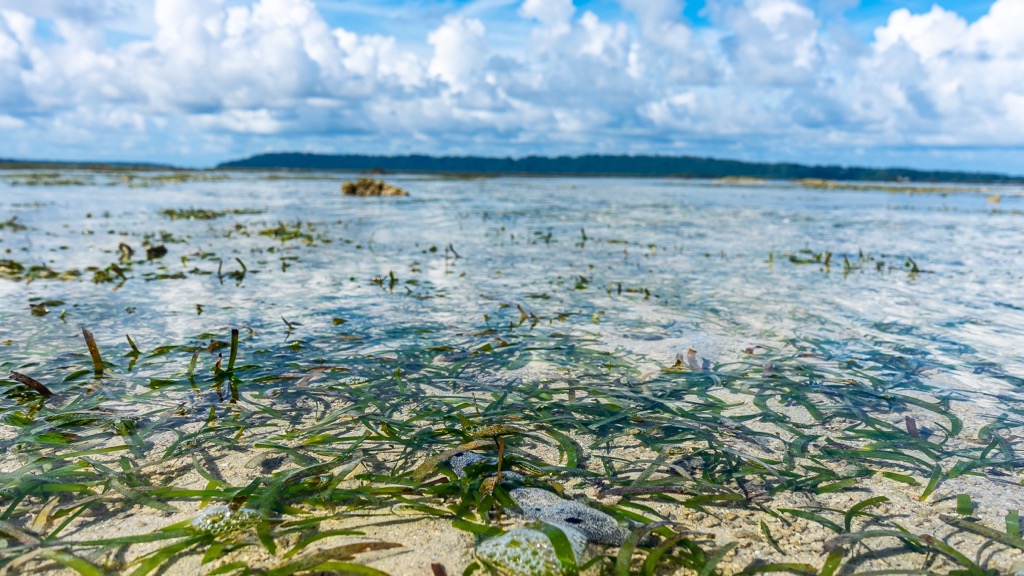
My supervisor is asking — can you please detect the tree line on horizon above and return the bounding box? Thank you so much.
[217,152,1023,183]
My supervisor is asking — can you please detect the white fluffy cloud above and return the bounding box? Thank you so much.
[713,0,823,85]
[0,0,1021,171]
[428,15,487,90]
[860,0,1024,145]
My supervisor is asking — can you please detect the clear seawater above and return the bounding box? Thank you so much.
[1,172,1022,404]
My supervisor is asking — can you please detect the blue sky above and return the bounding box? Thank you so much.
[0,0,1022,173]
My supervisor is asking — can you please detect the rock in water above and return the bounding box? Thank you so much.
[341,178,408,197]
[145,244,167,260]
[510,487,631,546]
[448,451,525,482]
[475,523,588,576]
[449,451,488,477]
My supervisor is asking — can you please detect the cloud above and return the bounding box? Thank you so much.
[0,0,154,35]
[519,0,574,37]
[0,114,26,129]
[713,0,823,85]
[619,0,712,81]
[427,15,487,91]
[334,30,425,89]
[859,0,1024,145]
[0,0,1021,171]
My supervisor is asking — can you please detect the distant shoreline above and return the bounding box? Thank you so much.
[0,159,170,171]
[3,153,1023,185]
[217,152,1024,184]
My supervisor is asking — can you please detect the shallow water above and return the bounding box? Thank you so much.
[3,171,1024,575]
[2,173,1022,399]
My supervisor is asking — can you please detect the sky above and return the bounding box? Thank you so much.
[0,0,1022,173]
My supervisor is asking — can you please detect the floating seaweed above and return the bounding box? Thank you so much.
[161,207,265,220]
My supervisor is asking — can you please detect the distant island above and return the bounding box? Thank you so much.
[218,153,1024,184]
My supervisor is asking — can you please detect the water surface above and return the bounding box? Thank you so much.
[2,173,1022,399]
[2,172,1024,574]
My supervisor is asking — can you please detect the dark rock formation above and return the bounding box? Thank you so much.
[341,178,408,197]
